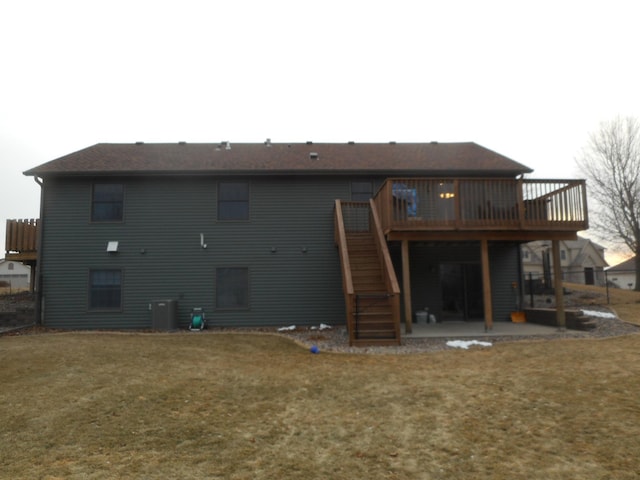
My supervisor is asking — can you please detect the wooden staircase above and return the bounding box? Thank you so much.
[334,200,401,346]
[347,232,399,344]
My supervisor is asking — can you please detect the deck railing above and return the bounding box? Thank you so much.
[5,219,39,256]
[373,178,588,232]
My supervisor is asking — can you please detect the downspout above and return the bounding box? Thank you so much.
[33,176,44,325]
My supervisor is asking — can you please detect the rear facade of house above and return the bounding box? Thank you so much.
[23,142,588,342]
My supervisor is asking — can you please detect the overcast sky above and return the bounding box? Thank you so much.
[2,0,639,262]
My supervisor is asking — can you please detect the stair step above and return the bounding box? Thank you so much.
[352,265,383,272]
[353,280,385,288]
[353,304,393,313]
[354,309,393,316]
[352,335,401,346]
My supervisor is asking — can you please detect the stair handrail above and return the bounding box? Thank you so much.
[334,200,356,344]
[369,199,400,295]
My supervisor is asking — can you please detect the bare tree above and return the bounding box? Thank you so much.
[576,116,640,289]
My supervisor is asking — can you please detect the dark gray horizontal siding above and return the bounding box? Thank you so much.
[489,243,521,322]
[40,175,366,329]
[390,241,519,323]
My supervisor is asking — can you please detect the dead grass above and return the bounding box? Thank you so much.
[2,330,640,479]
[0,287,30,296]
[564,282,640,325]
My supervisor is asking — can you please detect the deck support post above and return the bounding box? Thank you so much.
[552,239,566,330]
[480,239,493,331]
[401,239,412,334]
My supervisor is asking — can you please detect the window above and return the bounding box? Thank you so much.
[351,181,373,201]
[561,250,567,260]
[92,184,124,222]
[218,182,249,221]
[8,263,14,270]
[216,267,249,309]
[90,269,122,310]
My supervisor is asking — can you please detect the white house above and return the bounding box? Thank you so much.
[606,257,636,289]
[0,259,31,292]
[521,236,608,286]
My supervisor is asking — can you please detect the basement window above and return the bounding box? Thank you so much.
[216,267,249,309]
[89,269,122,310]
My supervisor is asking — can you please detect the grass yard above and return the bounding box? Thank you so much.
[2,329,640,479]
[564,282,640,326]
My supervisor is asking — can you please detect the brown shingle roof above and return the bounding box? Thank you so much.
[23,141,533,177]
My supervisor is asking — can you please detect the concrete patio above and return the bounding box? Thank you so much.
[401,321,579,338]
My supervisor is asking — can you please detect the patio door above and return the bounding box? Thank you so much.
[440,263,484,321]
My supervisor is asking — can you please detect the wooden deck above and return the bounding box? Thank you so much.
[335,178,587,345]
[373,178,588,241]
[5,219,39,262]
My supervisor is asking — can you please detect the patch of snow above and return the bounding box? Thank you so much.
[310,323,332,331]
[582,310,617,319]
[277,325,296,332]
[446,340,493,349]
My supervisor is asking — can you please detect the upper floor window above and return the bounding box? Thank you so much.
[351,181,373,201]
[218,182,249,221]
[561,250,567,260]
[92,184,124,222]
[7,262,14,270]
[89,269,122,310]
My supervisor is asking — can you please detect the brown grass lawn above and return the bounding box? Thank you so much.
[564,282,640,326]
[2,284,640,479]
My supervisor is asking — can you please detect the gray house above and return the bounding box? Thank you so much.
[522,237,608,287]
[24,141,588,345]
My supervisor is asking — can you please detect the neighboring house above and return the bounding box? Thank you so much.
[521,237,608,287]
[606,257,636,289]
[23,141,588,345]
[0,258,31,291]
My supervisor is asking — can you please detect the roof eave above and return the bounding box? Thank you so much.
[24,168,532,178]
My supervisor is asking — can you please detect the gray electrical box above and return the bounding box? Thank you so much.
[151,299,178,330]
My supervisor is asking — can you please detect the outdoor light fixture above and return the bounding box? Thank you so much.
[106,241,119,253]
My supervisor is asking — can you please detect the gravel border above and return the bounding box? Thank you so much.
[3,307,640,355]
[276,310,640,354]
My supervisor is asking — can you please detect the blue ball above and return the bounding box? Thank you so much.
[310,345,319,354]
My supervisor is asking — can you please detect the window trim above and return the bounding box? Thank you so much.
[215,266,250,310]
[89,268,123,311]
[91,183,125,223]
